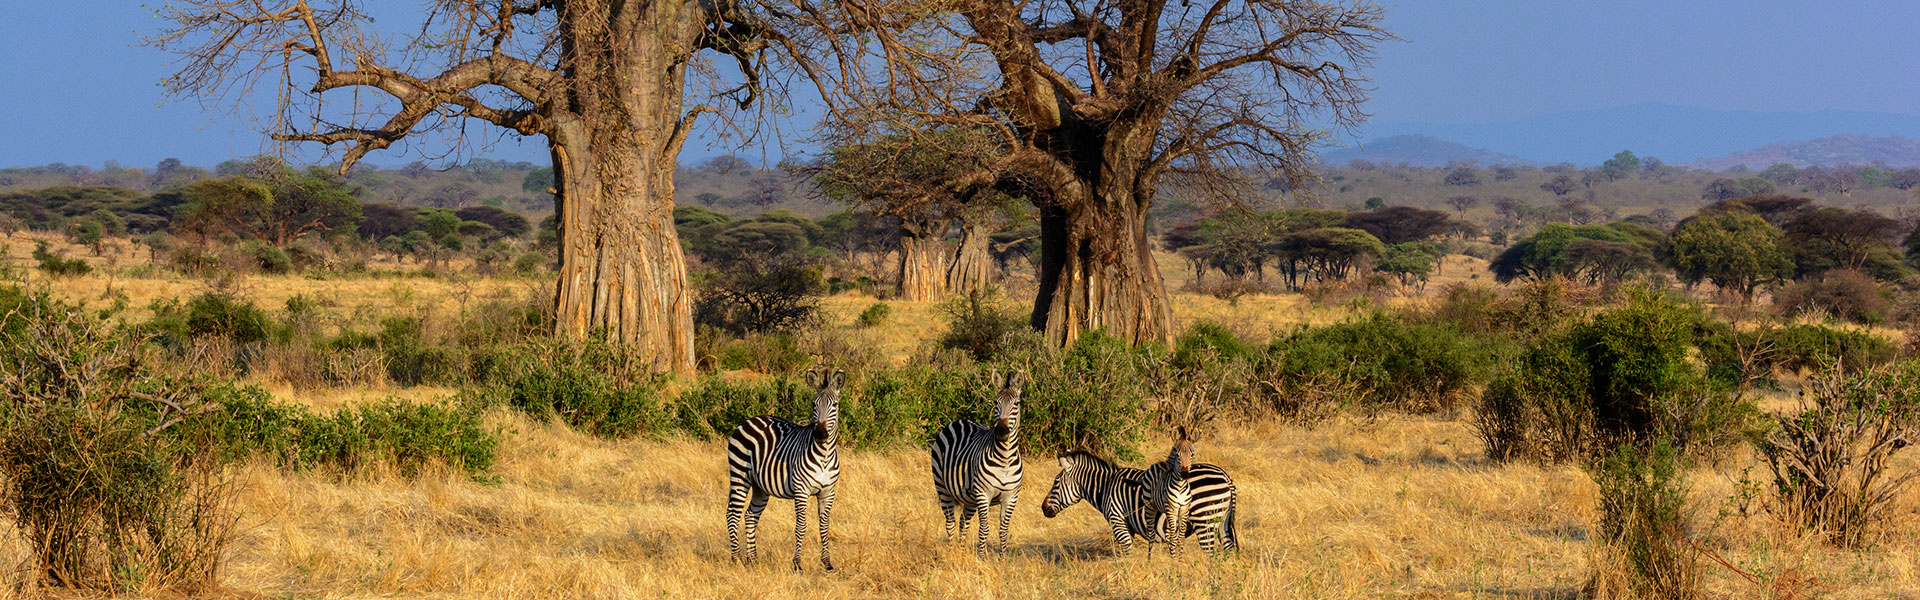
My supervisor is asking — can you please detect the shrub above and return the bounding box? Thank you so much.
[161,292,275,346]
[672,376,811,440]
[1265,313,1492,415]
[0,294,230,592]
[1761,363,1920,548]
[1774,269,1888,325]
[1698,323,1895,387]
[175,385,496,475]
[377,317,461,387]
[714,333,811,374]
[693,267,823,334]
[937,287,1032,362]
[31,241,91,276]
[1171,321,1259,369]
[493,338,669,439]
[856,301,892,327]
[1014,331,1152,459]
[512,250,547,276]
[238,239,293,274]
[1476,291,1753,463]
[1585,439,1701,600]
[845,366,987,449]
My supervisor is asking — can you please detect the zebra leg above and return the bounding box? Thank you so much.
[938,492,957,542]
[817,487,837,571]
[997,491,1018,553]
[973,494,991,557]
[726,480,749,562]
[1106,514,1134,557]
[743,492,769,563]
[792,494,811,572]
[955,502,974,542]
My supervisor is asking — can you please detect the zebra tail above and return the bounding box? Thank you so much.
[1225,501,1240,552]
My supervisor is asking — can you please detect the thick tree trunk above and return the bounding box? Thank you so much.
[1031,190,1173,347]
[897,220,950,301]
[548,4,698,374]
[946,218,993,295]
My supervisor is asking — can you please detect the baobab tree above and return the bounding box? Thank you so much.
[814,0,1391,346]
[151,0,803,373]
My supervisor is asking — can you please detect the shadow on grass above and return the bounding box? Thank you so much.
[1014,539,1125,563]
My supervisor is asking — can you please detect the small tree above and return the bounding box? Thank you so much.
[1445,195,1480,218]
[1667,211,1794,299]
[1762,363,1920,548]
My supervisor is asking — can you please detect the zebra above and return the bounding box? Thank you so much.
[929,369,1026,555]
[1040,450,1189,558]
[1042,430,1241,558]
[725,368,844,571]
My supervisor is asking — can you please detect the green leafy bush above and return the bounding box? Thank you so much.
[1265,313,1493,415]
[1475,291,1754,463]
[856,301,893,327]
[238,239,293,274]
[492,339,669,439]
[31,241,91,276]
[937,288,1032,362]
[1585,439,1700,599]
[1698,323,1895,387]
[175,385,496,475]
[714,333,811,374]
[671,376,811,440]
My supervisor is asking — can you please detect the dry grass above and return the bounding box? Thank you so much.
[3,244,1918,598]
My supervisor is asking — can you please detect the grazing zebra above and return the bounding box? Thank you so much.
[725,368,844,571]
[929,370,1026,555]
[1040,450,1189,558]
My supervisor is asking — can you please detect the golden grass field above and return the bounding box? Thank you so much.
[1,233,1917,599]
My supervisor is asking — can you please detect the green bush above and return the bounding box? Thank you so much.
[1172,321,1259,369]
[1699,323,1896,387]
[238,240,293,274]
[1015,331,1152,460]
[31,241,91,276]
[715,333,811,374]
[856,301,893,327]
[846,365,990,449]
[377,317,462,387]
[1265,313,1493,415]
[1475,291,1754,463]
[174,385,496,475]
[146,292,275,346]
[1585,439,1700,599]
[672,376,811,440]
[937,287,1032,362]
[494,339,669,439]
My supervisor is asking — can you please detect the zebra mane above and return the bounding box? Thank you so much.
[1059,451,1113,469]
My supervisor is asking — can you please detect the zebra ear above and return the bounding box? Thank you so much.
[1177,425,1188,441]
[1058,456,1072,467]
[1009,370,1027,389]
[830,369,847,389]
[805,368,820,389]
[988,368,1000,389]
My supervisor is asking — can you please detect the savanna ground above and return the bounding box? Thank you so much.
[1,233,1917,599]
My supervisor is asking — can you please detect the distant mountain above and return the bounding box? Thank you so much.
[1687,135,1920,170]
[1319,135,1532,168]
[1361,103,1920,165]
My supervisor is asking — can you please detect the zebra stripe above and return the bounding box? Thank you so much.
[1177,463,1240,555]
[1040,452,1186,557]
[930,370,1025,555]
[725,369,844,571]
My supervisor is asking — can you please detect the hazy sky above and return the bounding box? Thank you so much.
[4,1,1918,168]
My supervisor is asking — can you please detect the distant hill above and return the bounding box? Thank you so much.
[1362,103,1920,165]
[1687,134,1920,170]
[1319,135,1533,168]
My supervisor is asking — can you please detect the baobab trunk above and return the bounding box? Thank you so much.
[1031,191,1173,347]
[946,218,993,295]
[897,219,950,301]
[548,4,700,374]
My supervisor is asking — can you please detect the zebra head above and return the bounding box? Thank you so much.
[1156,427,1197,548]
[1041,452,1102,518]
[805,368,845,441]
[992,370,1025,439]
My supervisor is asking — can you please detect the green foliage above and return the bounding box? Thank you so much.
[1586,439,1700,599]
[238,239,293,274]
[856,302,893,327]
[671,376,812,440]
[1014,331,1152,460]
[1666,210,1794,296]
[713,333,812,374]
[1698,323,1896,386]
[1475,291,1753,463]
[937,288,1033,362]
[144,292,275,346]
[175,385,496,475]
[1761,363,1920,548]
[1266,313,1492,414]
[490,339,670,439]
[31,241,92,276]
[1490,222,1662,282]
[377,317,461,387]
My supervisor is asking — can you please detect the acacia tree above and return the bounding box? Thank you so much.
[813,129,1000,300]
[153,0,794,373]
[817,0,1389,346]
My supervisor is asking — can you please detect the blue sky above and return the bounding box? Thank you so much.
[3,1,1918,168]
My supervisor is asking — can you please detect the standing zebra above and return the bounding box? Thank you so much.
[929,370,1026,555]
[1144,428,1241,556]
[725,368,844,571]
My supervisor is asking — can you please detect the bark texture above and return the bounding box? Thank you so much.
[946,218,994,295]
[897,219,951,301]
